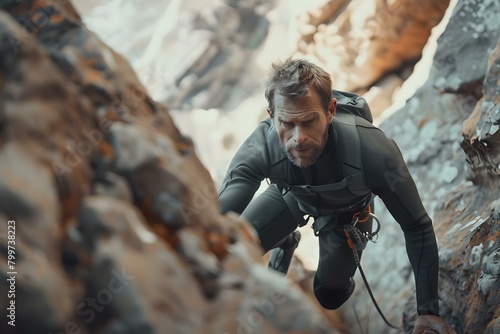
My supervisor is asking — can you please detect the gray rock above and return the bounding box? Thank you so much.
[490,198,500,212]
[92,172,133,202]
[352,1,500,332]
[212,264,336,333]
[440,163,459,183]
[477,247,500,295]
[110,122,174,172]
[176,229,221,298]
[432,0,500,93]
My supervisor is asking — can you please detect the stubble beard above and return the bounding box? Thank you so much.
[283,125,329,168]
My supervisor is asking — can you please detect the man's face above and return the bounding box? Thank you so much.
[268,89,336,168]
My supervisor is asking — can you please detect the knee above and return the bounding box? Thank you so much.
[313,276,355,310]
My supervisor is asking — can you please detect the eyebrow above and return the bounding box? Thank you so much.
[277,114,318,123]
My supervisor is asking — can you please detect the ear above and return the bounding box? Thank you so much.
[327,98,337,122]
[266,107,273,119]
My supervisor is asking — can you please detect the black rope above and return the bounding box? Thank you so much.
[352,304,366,334]
[345,213,403,331]
[356,258,402,330]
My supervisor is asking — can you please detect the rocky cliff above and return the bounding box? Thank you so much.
[337,0,500,333]
[295,0,451,92]
[0,0,499,334]
[0,1,336,333]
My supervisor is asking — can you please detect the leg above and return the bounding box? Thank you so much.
[268,230,301,274]
[241,184,303,252]
[314,203,374,309]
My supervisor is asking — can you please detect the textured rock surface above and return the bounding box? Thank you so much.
[0,1,337,333]
[432,0,500,94]
[73,0,276,112]
[161,0,274,111]
[435,40,500,334]
[295,0,451,92]
[336,1,500,333]
[1,0,499,333]
[462,40,500,184]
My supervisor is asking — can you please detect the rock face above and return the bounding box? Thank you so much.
[442,40,500,334]
[295,0,451,92]
[336,1,500,333]
[1,0,499,333]
[73,0,275,113]
[161,0,274,111]
[0,1,336,333]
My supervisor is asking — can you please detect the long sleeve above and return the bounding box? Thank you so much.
[218,121,272,215]
[360,126,440,316]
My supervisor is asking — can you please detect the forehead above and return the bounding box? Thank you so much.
[273,89,325,117]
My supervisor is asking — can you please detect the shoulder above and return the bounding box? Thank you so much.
[356,120,407,178]
[333,113,405,167]
[333,111,378,131]
[242,118,274,148]
[356,121,401,158]
[333,113,382,145]
[244,117,286,164]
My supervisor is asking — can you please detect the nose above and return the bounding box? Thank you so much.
[292,126,307,144]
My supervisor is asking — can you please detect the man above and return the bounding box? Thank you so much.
[218,58,455,333]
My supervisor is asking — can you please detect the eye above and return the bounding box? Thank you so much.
[280,120,293,127]
[303,118,317,126]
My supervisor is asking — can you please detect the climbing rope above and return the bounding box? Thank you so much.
[344,212,403,331]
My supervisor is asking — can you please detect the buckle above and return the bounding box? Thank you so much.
[312,222,320,236]
[352,204,372,224]
[343,224,367,251]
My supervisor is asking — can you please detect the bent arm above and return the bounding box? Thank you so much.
[362,127,440,315]
[375,187,439,316]
[219,122,271,214]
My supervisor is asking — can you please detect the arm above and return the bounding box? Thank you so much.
[360,126,439,316]
[218,121,271,214]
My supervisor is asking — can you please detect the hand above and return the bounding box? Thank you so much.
[412,315,457,334]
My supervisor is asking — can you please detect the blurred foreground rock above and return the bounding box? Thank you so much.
[0,1,337,333]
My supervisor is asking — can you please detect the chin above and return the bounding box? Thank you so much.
[289,156,316,168]
[283,146,322,168]
[293,161,314,168]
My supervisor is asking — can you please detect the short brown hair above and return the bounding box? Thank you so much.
[264,58,332,115]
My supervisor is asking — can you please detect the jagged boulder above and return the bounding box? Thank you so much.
[0,1,337,333]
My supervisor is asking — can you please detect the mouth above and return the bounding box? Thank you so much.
[294,146,311,153]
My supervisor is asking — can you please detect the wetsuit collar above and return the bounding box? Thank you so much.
[318,122,337,160]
